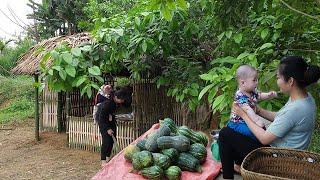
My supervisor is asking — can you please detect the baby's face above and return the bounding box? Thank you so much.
[242,73,258,92]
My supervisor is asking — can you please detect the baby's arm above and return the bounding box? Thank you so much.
[258,91,277,101]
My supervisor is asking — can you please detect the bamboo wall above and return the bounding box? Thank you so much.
[41,86,58,132]
[132,79,213,137]
[68,116,135,155]
[132,79,176,138]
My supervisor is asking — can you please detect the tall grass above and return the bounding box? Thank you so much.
[0,75,34,124]
[0,38,33,76]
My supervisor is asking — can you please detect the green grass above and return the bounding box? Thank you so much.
[0,75,34,124]
[309,128,320,154]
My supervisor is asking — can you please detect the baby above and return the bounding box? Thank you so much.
[227,65,277,140]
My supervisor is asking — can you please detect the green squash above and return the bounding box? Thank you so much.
[157,135,190,152]
[140,165,163,180]
[160,118,177,133]
[152,153,171,169]
[161,148,179,162]
[124,145,140,162]
[176,152,202,173]
[165,166,181,180]
[189,143,207,164]
[136,139,147,150]
[195,131,209,147]
[132,150,153,170]
[145,125,171,152]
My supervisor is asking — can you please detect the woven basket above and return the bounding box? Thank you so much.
[241,147,320,180]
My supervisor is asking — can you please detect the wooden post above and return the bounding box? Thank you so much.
[34,74,40,141]
[66,92,71,144]
[57,92,63,132]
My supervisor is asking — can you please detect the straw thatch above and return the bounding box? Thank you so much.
[11,32,93,75]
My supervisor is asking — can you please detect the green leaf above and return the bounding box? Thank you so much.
[81,45,92,52]
[264,49,274,54]
[95,76,104,83]
[59,70,67,80]
[65,65,76,77]
[167,0,176,9]
[71,47,81,57]
[200,74,212,81]
[217,32,225,41]
[274,22,282,29]
[226,31,232,38]
[48,69,53,75]
[272,32,280,42]
[41,52,51,69]
[212,94,225,110]
[261,28,269,39]
[86,87,92,98]
[135,17,141,26]
[75,76,87,87]
[208,87,218,104]
[176,0,188,10]
[91,83,100,90]
[50,50,59,60]
[199,84,214,100]
[237,52,250,59]
[225,75,233,81]
[142,40,148,52]
[259,43,273,50]
[161,5,173,21]
[191,83,199,89]
[211,56,238,65]
[233,33,243,44]
[88,66,101,76]
[52,66,62,71]
[62,53,73,64]
[112,28,124,36]
[190,89,198,97]
[159,32,163,41]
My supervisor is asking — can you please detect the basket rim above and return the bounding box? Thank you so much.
[240,147,320,179]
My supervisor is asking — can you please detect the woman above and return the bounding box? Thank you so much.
[218,56,320,179]
[95,87,131,167]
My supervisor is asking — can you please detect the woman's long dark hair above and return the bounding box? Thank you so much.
[114,86,132,107]
[278,56,320,89]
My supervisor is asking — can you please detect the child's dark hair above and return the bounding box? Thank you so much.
[278,56,320,88]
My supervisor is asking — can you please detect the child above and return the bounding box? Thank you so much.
[227,65,277,140]
[93,84,113,124]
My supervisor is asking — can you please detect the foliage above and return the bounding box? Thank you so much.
[27,0,90,39]
[82,0,136,30]
[0,38,33,76]
[40,0,320,127]
[309,129,320,154]
[0,76,34,124]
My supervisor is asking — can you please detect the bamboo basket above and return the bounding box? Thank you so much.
[241,147,320,180]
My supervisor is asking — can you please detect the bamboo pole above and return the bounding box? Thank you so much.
[34,74,40,141]
[66,92,71,144]
[57,92,63,132]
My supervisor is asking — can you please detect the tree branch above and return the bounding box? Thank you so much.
[280,0,320,21]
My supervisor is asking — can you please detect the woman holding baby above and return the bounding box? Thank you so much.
[218,56,320,179]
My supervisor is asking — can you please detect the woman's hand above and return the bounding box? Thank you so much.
[232,102,248,118]
[107,129,114,135]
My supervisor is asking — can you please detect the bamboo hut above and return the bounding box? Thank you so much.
[11,32,215,153]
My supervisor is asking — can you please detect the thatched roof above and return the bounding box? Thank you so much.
[11,32,93,75]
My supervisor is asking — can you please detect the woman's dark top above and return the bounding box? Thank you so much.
[95,98,117,131]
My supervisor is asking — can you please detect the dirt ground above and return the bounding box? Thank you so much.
[0,119,100,180]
